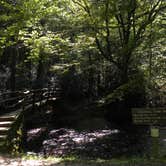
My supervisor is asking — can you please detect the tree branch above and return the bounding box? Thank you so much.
[135,1,166,44]
[95,37,119,67]
[105,0,111,56]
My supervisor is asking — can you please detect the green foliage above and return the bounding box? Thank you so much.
[0,0,165,105]
[103,72,146,105]
[22,30,55,63]
[10,127,23,155]
[5,113,24,154]
[71,0,166,84]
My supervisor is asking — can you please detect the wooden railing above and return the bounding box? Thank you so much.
[0,87,61,115]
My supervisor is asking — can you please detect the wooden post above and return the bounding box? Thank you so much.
[150,126,160,158]
[22,93,25,112]
[47,89,50,103]
[32,91,35,109]
[45,89,49,110]
[40,90,43,107]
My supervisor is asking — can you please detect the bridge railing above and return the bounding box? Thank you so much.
[0,87,61,115]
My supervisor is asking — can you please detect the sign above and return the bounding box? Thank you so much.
[150,127,159,138]
[132,108,166,125]
[132,108,166,157]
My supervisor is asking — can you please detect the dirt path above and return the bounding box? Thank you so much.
[0,155,55,166]
[0,155,166,166]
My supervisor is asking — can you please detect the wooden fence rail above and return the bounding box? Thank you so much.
[0,87,61,115]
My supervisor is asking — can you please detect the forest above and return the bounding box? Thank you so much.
[0,0,166,165]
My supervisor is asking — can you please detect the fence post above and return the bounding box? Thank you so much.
[32,91,35,109]
[22,91,26,112]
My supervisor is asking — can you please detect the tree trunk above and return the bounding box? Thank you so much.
[36,58,44,88]
[35,54,48,89]
[120,64,128,84]
[88,53,94,99]
[119,52,131,85]
[9,46,17,91]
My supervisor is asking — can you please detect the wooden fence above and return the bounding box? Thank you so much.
[0,87,61,115]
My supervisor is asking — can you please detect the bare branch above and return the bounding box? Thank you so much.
[105,0,111,56]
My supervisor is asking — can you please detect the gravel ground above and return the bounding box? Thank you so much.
[26,127,148,158]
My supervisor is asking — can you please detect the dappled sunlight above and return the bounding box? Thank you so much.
[0,0,165,164]
[27,128,47,137]
[0,155,62,166]
[42,128,119,157]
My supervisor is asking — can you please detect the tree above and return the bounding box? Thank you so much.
[71,0,166,84]
[0,0,56,90]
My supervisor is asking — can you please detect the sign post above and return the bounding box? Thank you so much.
[150,126,159,158]
[132,108,166,158]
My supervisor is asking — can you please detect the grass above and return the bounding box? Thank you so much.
[20,153,166,165]
[0,151,166,166]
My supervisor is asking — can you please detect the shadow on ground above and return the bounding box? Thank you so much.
[26,126,149,159]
